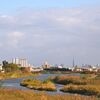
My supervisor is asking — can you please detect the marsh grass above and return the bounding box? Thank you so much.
[20,79,56,91]
[51,75,100,97]
[61,84,100,97]
[51,75,100,85]
[0,71,37,80]
[0,88,96,100]
[50,76,85,85]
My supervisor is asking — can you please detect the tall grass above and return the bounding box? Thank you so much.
[0,71,37,80]
[20,79,56,91]
[61,84,100,97]
[51,75,100,85]
[51,75,100,97]
[0,88,96,100]
[50,76,85,85]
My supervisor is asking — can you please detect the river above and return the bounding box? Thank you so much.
[1,73,80,95]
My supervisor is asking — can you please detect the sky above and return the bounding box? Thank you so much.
[0,0,100,66]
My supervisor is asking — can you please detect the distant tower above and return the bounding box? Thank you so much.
[73,58,75,67]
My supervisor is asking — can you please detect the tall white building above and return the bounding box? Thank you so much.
[12,58,29,67]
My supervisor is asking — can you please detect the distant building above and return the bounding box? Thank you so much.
[57,65,63,69]
[43,61,50,69]
[31,67,43,72]
[12,58,29,67]
[73,66,82,72]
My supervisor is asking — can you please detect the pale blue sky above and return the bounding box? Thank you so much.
[0,0,100,66]
[0,0,100,14]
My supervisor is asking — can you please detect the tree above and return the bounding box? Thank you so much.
[2,60,8,71]
[2,62,19,72]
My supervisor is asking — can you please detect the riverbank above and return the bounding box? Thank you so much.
[0,71,40,80]
[0,88,96,100]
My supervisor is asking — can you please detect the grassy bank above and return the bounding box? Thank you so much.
[50,76,84,85]
[50,75,100,85]
[0,71,39,80]
[0,88,96,100]
[61,84,100,97]
[20,79,56,91]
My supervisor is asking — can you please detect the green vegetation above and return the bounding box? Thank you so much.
[20,79,56,91]
[0,61,40,80]
[0,71,38,80]
[0,88,96,100]
[3,63,19,72]
[2,60,19,73]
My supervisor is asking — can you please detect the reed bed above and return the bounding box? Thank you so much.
[20,79,56,91]
[61,84,100,97]
[0,88,96,100]
[51,75,100,85]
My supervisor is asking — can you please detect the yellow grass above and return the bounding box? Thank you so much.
[20,79,57,91]
[51,75,100,85]
[0,88,96,100]
[0,72,37,80]
[61,84,100,96]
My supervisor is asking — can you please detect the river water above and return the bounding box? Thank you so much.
[1,73,80,95]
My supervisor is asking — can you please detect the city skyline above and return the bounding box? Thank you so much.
[0,1,100,65]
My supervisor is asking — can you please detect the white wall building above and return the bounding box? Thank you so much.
[12,58,29,67]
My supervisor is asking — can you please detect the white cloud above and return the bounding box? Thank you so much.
[0,7,100,65]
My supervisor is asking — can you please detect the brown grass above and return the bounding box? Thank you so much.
[20,79,56,91]
[51,75,100,85]
[0,88,96,100]
[61,84,100,97]
[0,72,37,80]
[50,76,84,85]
